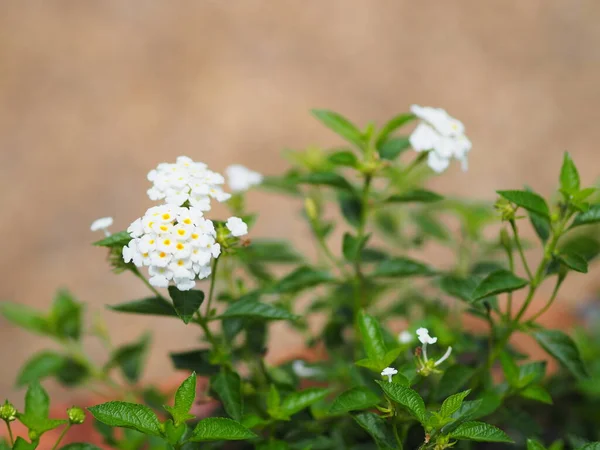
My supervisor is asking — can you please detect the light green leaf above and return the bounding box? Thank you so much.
[88,401,162,436]
[353,412,397,450]
[328,150,359,167]
[472,269,528,301]
[372,257,435,278]
[273,266,334,293]
[330,387,381,414]
[527,438,548,450]
[164,372,196,425]
[376,113,415,149]
[499,352,519,386]
[13,438,38,450]
[578,444,600,450]
[377,136,411,161]
[497,190,550,218]
[0,302,50,336]
[311,109,365,150]
[529,210,551,243]
[93,231,131,248]
[107,297,177,317]
[449,421,513,442]
[440,390,471,419]
[520,384,553,404]
[533,330,588,380]
[17,351,67,387]
[266,384,281,417]
[211,370,242,421]
[571,204,600,228]
[60,444,103,450]
[17,382,66,436]
[358,311,386,362]
[560,152,580,193]
[168,287,204,324]
[220,298,297,321]
[189,417,256,442]
[386,189,443,203]
[280,388,330,417]
[376,381,426,423]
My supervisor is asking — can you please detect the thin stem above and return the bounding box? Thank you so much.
[509,220,533,281]
[528,275,565,323]
[392,421,402,449]
[51,424,71,450]
[4,421,14,446]
[131,267,168,301]
[505,233,515,321]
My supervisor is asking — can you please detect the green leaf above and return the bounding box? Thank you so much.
[13,438,38,450]
[449,421,513,442]
[520,384,553,404]
[328,150,359,167]
[436,366,476,400]
[440,390,471,419]
[93,231,131,248]
[343,233,370,262]
[571,204,600,228]
[239,240,303,264]
[17,351,67,387]
[376,113,415,149]
[560,152,580,193]
[472,269,528,301]
[189,417,256,442]
[527,438,548,450]
[376,381,426,423]
[17,382,66,436]
[372,257,434,278]
[266,384,281,417]
[60,444,103,450]
[110,333,150,383]
[498,190,550,218]
[438,275,479,303]
[211,370,242,421]
[170,349,218,376]
[578,444,600,450]
[107,297,177,317]
[338,191,363,228]
[167,287,204,324]
[386,189,443,203]
[0,302,50,336]
[273,266,334,293]
[311,109,365,150]
[49,290,83,340]
[353,412,397,450]
[529,211,551,243]
[377,136,411,161]
[88,401,162,436]
[358,311,387,362]
[330,387,381,414]
[558,251,588,273]
[533,329,588,379]
[220,297,297,321]
[164,372,196,425]
[280,388,330,417]
[499,352,520,386]
[297,172,355,193]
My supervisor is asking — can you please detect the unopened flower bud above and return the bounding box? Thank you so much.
[304,198,318,222]
[67,406,86,425]
[0,400,16,422]
[495,198,516,221]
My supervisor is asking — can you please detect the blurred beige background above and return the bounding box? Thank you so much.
[2,1,600,402]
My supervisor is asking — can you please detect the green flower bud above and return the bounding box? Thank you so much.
[304,198,318,222]
[0,400,17,422]
[494,198,516,221]
[67,406,86,425]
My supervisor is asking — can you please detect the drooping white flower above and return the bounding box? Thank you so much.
[226,164,263,193]
[90,217,114,236]
[416,327,438,345]
[381,367,398,383]
[146,156,231,209]
[226,216,248,237]
[292,360,320,378]
[398,330,413,344]
[409,105,472,173]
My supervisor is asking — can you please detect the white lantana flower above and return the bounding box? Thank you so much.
[415,327,453,374]
[146,156,231,209]
[381,367,398,383]
[226,164,263,193]
[398,330,413,344]
[123,204,218,291]
[90,217,114,236]
[226,217,248,237]
[409,105,472,173]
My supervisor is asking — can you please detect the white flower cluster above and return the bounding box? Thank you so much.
[409,105,472,173]
[146,156,231,209]
[415,327,452,368]
[226,164,263,193]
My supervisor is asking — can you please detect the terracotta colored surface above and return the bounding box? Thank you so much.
[1,1,600,405]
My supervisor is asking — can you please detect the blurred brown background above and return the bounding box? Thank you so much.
[2,1,600,402]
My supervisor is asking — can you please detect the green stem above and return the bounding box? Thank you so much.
[528,274,565,323]
[131,267,168,301]
[4,421,14,446]
[509,220,533,281]
[505,234,515,321]
[51,424,71,450]
[392,421,402,449]
[205,257,220,318]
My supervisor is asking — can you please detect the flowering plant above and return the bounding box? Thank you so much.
[2,107,600,450]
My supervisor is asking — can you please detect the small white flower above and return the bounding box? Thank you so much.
[292,360,320,378]
[409,105,471,173]
[226,164,263,193]
[381,367,398,383]
[434,346,453,367]
[226,217,248,237]
[90,217,114,236]
[398,330,413,344]
[416,327,438,345]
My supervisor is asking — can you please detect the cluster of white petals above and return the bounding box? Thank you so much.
[123,204,221,291]
[409,105,472,173]
[226,164,263,193]
[146,156,231,210]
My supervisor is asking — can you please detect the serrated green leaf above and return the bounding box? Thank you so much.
[358,311,387,362]
[17,351,67,387]
[353,412,397,450]
[386,189,443,203]
[0,302,50,336]
[449,421,513,442]
[107,297,177,317]
[533,329,588,380]
[211,370,242,421]
[527,438,548,450]
[88,401,162,436]
[440,390,471,419]
[110,333,150,383]
[330,387,381,414]
[93,231,131,248]
[560,152,580,193]
[311,109,365,150]
[164,372,196,425]
[498,190,550,218]
[168,287,204,324]
[376,381,426,423]
[220,298,297,321]
[372,257,435,278]
[520,384,553,404]
[571,204,600,228]
[472,269,528,301]
[280,388,330,417]
[189,417,256,442]
[273,266,334,293]
[377,136,411,161]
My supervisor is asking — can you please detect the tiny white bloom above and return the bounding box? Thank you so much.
[416,327,438,345]
[226,164,263,193]
[90,217,114,236]
[292,360,320,378]
[226,216,248,237]
[398,330,413,344]
[381,367,398,383]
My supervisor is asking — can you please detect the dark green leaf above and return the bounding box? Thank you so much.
[358,311,386,362]
[170,349,218,375]
[273,266,334,293]
[449,421,513,442]
[220,298,297,321]
[527,439,547,450]
[311,109,365,150]
[168,287,204,325]
[239,240,303,264]
[164,372,196,425]
[49,290,83,340]
[438,275,479,302]
[376,381,426,423]
[437,366,476,399]
[107,297,177,317]
[386,189,443,203]
[88,401,162,436]
[56,358,88,386]
[13,438,37,450]
[0,302,50,336]
[17,351,67,387]
[472,269,528,301]
[376,113,415,149]
[372,257,434,278]
[533,329,588,379]
[499,352,519,386]
[578,444,600,450]
[93,231,131,248]
[338,191,363,228]
[60,444,103,450]
[353,412,397,450]
[330,387,381,414]
[558,251,588,273]
[440,390,471,419]
[280,388,330,417]
[297,172,355,193]
[211,370,243,421]
[110,333,150,383]
[571,204,600,228]
[497,190,550,218]
[560,152,580,193]
[342,233,370,262]
[378,136,411,161]
[529,211,551,243]
[328,150,359,167]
